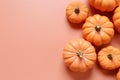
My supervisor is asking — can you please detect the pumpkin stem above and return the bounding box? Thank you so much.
[95,25,101,32]
[74,7,80,14]
[77,50,83,58]
[107,54,113,60]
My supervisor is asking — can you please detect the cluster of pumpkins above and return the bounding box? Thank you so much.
[62,0,120,80]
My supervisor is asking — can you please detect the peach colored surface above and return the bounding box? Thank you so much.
[0,0,120,80]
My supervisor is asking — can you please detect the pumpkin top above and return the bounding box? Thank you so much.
[98,46,120,59]
[66,2,88,15]
[63,38,97,72]
[98,46,120,70]
[66,1,89,23]
[82,14,114,46]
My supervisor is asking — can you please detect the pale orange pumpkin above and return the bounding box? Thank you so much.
[98,46,120,70]
[89,0,120,12]
[63,38,96,72]
[117,69,120,80]
[66,1,89,23]
[82,14,114,46]
[113,6,120,33]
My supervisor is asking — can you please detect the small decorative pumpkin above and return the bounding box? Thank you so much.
[63,38,96,72]
[66,1,89,23]
[98,46,120,70]
[89,0,120,12]
[117,69,120,80]
[82,14,114,46]
[113,6,120,33]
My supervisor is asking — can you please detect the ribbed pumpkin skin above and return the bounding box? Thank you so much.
[63,38,96,72]
[82,14,114,46]
[89,0,120,12]
[98,46,120,70]
[66,1,89,23]
[113,6,120,33]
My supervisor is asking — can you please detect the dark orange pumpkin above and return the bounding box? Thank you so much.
[89,0,120,12]
[113,6,120,33]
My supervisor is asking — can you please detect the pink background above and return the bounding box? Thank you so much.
[0,0,120,80]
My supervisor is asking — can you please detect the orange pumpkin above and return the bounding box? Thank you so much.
[98,46,120,70]
[82,14,114,46]
[117,69,120,80]
[63,38,96,72]
[66,1,89,23]
[89,0,120,12]
[113,6,120,33]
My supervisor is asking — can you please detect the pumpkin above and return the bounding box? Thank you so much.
[63,38,96,72]
[82,14,114,46]
[113,6,120,33]
[66,1,89,23]
[98,46,120,70]
[89,0,120,12]
[117,69,120,80]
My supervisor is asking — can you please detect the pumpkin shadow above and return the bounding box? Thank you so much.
[96,60,118,77]
[94,43,111,53]
[93,45,104,53]
[66,17,84,30]
[88,5,114,20]
[110,32,120,47]
[65,66,93,80]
